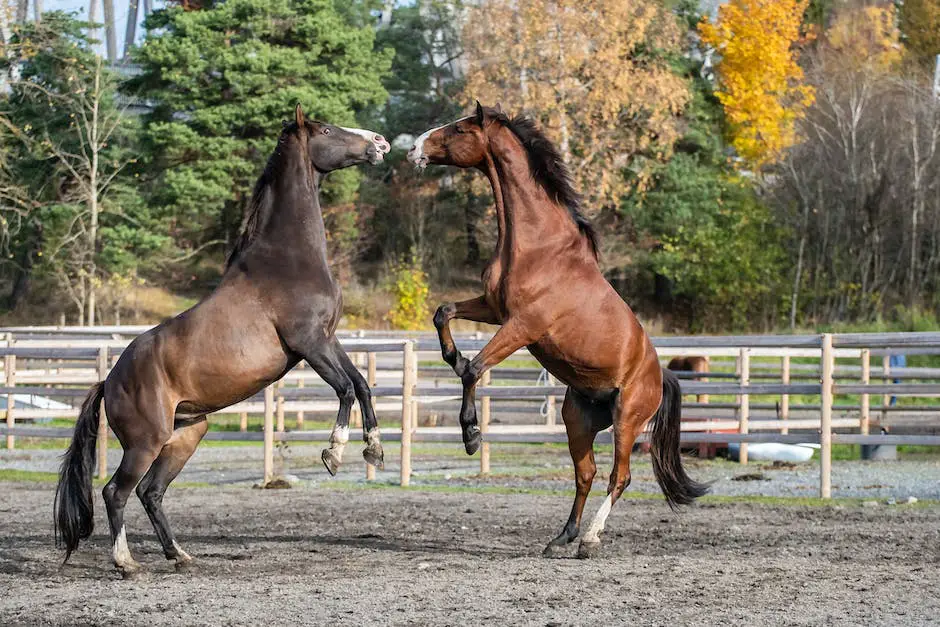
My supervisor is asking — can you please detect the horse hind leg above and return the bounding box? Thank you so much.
[102,431,165,578]
[136,417,208,570]
[543,390,599,557]
[577,385,655,559]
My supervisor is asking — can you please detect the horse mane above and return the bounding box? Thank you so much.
[225,128,293,269]
[493,111,599,258]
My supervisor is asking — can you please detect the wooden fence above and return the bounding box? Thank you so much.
[3,327,940,497]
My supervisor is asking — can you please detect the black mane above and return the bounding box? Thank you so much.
[495,111,599,258]
[225,127,294,269]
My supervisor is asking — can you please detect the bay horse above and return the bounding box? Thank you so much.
[55,105,390,577]
[667,355,710,404]
[407,103,707,558]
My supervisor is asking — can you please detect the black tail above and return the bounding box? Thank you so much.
[54,381,105,562]
[649,368,709,510]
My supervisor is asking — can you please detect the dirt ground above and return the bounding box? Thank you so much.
[1,481,939,626]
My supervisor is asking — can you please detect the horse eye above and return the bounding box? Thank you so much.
[454,125,465,135]
[323,127,331,135]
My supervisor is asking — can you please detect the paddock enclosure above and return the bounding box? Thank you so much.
[2,327,940,495]
[1,480,939,625]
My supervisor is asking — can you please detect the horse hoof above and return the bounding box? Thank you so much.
[119,564,144,580]
[463,428,481,456]
[576,541,601,559]
[363,445,385,469]
[321,449,341,476]
[542,542,569,558]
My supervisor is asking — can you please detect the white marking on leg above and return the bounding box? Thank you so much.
[365,427,381,448]
[112,525,136,568]
[582,495,613,544]
[172,540,192,563]
[327,425,349,462]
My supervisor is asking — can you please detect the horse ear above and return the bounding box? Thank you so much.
[475,100,485,126]
[494,102,503,114]
[295,104,305,127]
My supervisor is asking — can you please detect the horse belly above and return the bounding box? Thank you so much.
[527,338,618,396]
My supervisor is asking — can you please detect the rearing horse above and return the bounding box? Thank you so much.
[55,105,390,577]
[407,103,707,558]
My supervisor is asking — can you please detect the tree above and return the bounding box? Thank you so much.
[130,0,392,270]
[699,0,814,168]
[462,0,689,215]
[0,12,153,323]
[898,0,940,71]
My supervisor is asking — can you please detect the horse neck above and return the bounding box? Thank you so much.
[258,148,330,265]
[483,127,581,261]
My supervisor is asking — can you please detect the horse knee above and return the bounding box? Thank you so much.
[135,479,164,506]
[433,304,455,330]
[576,466,596,491]
[337,381,356,407]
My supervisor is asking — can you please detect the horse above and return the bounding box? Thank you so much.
[55,105,391,578]
[407,102,707,558]
[667,356,710,404]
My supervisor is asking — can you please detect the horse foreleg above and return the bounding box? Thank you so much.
[434,296,499,375]
[136,417,208,569]
[329,337,384,469]
[456,319,534,455]
[304,344,356,476]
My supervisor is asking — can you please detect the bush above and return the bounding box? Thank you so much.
[385,252,430,330]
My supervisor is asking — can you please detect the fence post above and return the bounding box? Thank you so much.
[296,362,305,430]
[881,354,891,425]
[366,351,377,481]
[738,348,750,465]
[480,369,491,474]
[351,351,362,430]
[275,379,285,433]
[263,384,275,485]
[860,349,870,436]
[96,347,108,480]
[4,336,15,450]
[239,411,249,432]
[780,355,790,435]
[400,341,415,487]
[820,333,834,499]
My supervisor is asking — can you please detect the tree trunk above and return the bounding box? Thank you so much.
[464,194,480,265]
[86,61,101,327]
[102,0,116,62]
[123,0,139,59]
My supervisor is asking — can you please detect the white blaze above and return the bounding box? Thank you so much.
[407,116,473,167]
[340,126,391,161]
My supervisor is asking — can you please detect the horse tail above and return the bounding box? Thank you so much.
[649,368,709,510]
[55,381,105,562]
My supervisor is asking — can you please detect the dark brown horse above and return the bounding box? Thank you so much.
[407,103,707,558]
[55,106,390,577]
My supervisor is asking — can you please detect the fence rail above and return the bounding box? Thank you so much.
[3,327,940,496]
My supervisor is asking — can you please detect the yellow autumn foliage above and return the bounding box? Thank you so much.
[825,4,902,71]
[463,0,689,208]
[699,0,814,168]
